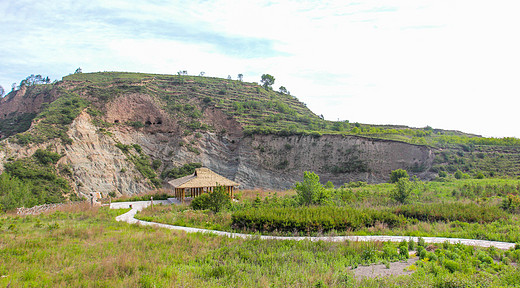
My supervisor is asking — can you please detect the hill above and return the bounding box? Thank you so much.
[0,71,519,209]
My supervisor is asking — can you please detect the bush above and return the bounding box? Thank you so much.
[191,185,231,213]
[444,259,460,273]
[394,202,506,223]
[161,163,202,179]
[294,171,328,206]
[152,159,162,170]
[454,170,469,179]
[392,177,412,204]
[191,194,211,210]
[501,194,520,213]
[33,149,62,165]
[390,169,409,183]
[231,206,406,233]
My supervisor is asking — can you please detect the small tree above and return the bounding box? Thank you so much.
[74,67,82,74]
[294,171,326,206]
[237,74,243,81]
[279,86,288,94]
[199,71,205,77]
[392,177,411,204]
[0,85,4,97]
[260,74,275,89]
[191,184,231,213]
[389,169,409,183]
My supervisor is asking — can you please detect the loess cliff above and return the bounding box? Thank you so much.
[0,72,462,199]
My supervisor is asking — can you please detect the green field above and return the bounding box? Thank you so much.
[1,203,520,287]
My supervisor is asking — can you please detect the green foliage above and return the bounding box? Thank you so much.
[389,169,409,183]
[438,171,448,178]
[115,142,161,188]
[393,202,506,223]
[392,177,412,204]
[13,93,88,145]
[454,170,469,179]
[151,159,162,170]
[190,193,211,210]
[1,151,70,210]
[501,194,520,213]
[129,154,161,188]
[161,163,202,179]
[126,121,144,128]
[294,171,328,206]
[0,113,36,138]
[191,185,231,213]
[0,173,37,211]
[33,149,62,165]
[231,206,405,233]
[260,74,275,89]
[115,142,132,153]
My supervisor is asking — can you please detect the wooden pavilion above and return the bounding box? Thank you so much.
[168,167,239,202]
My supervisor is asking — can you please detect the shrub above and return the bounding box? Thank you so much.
[191,194,211,210]
[390,169,409,183]
[501,194,520,213]
[126,121,144,128]
[152,159,162,170]
[475,171,485,179]
[191,185,231,213]
[161,163,202,179]
[394,202,506,223]
[33,149,62,165]
[438,171,448,178]
[392,177,412,204]
[443,259,460,272]
[294,171,328,206]
[454,170,469,179]
[231,206,406,233]
[399,241,409,259]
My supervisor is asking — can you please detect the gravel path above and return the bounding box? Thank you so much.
[112,200,516,250]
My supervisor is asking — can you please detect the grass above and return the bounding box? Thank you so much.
[1,204,520,287]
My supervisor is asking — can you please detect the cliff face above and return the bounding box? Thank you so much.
[0,74,436,196]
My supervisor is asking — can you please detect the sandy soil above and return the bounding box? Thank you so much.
[352,256,419,278]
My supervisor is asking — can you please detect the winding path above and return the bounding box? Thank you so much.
[111,200,516,250]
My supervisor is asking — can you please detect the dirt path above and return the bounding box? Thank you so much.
[111,201,517,250]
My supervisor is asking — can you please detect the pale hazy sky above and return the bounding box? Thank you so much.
[1,1,519,138]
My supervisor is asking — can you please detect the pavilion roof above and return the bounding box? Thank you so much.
[168,168,239,189]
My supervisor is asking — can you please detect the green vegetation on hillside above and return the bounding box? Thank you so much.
[13,91,88,145]
[0,149,75,211]
[114,143,161,188]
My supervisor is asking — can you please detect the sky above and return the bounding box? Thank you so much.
[1,0,519,138]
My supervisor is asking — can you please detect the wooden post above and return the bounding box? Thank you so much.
[182,188,185,203]
[151,196,153,210]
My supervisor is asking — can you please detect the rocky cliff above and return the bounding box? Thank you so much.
[0,72,437,198]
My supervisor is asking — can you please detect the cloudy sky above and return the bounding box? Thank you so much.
[1,0,519,138]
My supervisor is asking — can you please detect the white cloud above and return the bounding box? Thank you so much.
[1,0,519,137]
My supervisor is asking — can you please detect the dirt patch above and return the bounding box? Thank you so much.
[352,257,419,279]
